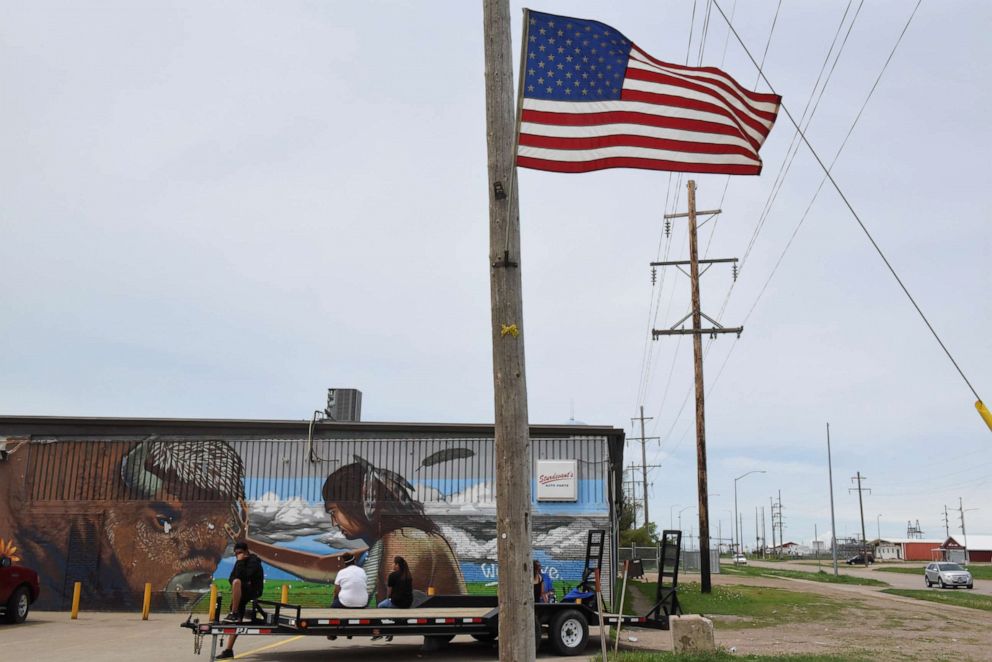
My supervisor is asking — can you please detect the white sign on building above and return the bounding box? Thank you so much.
[536,459,578,501]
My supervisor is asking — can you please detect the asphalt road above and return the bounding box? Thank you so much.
[747,559,992,596]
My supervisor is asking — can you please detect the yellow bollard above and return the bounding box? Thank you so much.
[208,584,218,622]
[141,583,152,620]
[70,582,81,619]
[281,584,289,604]
[427,586,435,596]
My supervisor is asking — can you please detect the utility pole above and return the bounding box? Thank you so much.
[761,506,767,558]
[755,506,760,555]
[815,523,821,568]
[959,497,978,564]
[770,496,777,554]
[738,513,743,553]
[482,3,534,659]
[652,181,740,593]
[630,406,660,527]
[777,489,784,545]
[943,505,950,538]
[826,422,838,576]
[849,472,871,567]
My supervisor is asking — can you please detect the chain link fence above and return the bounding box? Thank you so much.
[617,546,721,574]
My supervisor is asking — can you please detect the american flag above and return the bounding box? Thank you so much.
[517,10,781,175]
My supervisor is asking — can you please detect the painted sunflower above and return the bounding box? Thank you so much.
[0,536,20,563]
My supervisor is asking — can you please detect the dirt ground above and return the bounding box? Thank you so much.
[623,572,992,661]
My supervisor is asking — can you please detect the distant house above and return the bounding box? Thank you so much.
[870,538,945,561]
[773,542,801,557]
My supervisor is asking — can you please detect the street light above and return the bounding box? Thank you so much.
[669,504,680,530]
[734,470,766,554]
[678,505,694,532]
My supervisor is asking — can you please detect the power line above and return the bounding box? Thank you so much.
[649,1,785,443]
[714,0,981,404]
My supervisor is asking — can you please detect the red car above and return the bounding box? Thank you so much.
[0,555,40,624]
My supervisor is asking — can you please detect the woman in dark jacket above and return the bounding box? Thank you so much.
[372,556,413,641]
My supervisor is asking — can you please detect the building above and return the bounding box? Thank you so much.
[870,538,945,561]
[941,535,992,563]
[0,415,623,611]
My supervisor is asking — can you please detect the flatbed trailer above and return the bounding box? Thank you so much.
[183,593,669,659]
[182,529,683,659]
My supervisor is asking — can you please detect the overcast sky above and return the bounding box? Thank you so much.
[2,1,990,543]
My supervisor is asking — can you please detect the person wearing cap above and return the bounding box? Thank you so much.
[332,552,368,609]
[218,541,265,659]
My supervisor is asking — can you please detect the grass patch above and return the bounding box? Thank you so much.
[592,651,870,662]
[627,580,851,629]
[723,564,888,587]
[877,564,992,580]
[882,588,992,612]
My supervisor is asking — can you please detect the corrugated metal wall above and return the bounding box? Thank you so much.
[24,435,611,507]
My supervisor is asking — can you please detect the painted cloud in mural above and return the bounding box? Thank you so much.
[248,492,336,541]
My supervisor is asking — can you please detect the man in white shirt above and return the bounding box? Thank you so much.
[332,552,368,608]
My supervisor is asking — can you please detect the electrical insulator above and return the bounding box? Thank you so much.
[664,219,671,237]
[651,266,657,285]
[732,263,738,281]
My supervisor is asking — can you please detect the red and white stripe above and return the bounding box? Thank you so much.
[517,46,780,175]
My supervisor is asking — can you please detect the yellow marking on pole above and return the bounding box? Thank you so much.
[500,323,519,337]
[70,582,81,620]
[208,584,219,622]
[233,635,303,659]
[281,584,289,604]
[977,400,992,433]
[427,586,436,596]
[141,582,152,620]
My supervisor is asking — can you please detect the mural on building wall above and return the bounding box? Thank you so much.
[0,435,613,610]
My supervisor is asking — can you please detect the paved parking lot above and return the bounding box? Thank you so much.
[1,612,605,662]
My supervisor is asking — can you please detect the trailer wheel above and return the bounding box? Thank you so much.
[549,609,588,656]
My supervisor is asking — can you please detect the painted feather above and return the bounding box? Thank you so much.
[417,448,475,471]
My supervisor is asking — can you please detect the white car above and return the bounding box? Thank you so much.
[733,554,748,566]
[924,562,973,589]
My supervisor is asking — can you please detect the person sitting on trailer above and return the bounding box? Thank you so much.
[218,541,265,659]
[533,560,553,603]
[332,552,368,608]
[371,556,414,642]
